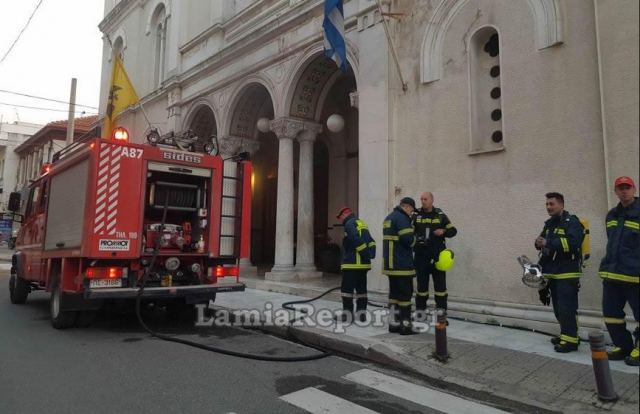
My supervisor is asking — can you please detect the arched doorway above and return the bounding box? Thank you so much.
[228,83,277,267]
[287,54,358,272]
[188,105,217,141]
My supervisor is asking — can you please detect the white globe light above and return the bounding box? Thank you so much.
[256,117,271,133]
[326,114,345,133]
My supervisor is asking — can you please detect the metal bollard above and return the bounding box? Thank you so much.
[433,309,449,362]
[589,331,618,402]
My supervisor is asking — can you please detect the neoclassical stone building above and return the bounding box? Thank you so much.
[98,0,638,332]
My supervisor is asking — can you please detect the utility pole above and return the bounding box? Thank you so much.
[65,78,77,146]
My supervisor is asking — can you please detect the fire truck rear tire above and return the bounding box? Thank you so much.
[50,283,78,329]
[9,273,29,304]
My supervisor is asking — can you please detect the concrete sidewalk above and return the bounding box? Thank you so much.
[213,288,639,414]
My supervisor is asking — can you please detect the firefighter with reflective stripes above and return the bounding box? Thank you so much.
[413,192,457,312]
[382,197,418,335]
[535,192,585,353]
[336,207,376,323]
[599,176,639,366]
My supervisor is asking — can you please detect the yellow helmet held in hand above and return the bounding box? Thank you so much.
[435,249,455,271]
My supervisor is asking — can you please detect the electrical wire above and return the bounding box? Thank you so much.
[135,195,332,362]
[0,0,45,66]
[0,101,97,114]
[0,89,98,109]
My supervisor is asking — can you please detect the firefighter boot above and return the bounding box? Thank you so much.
[625,334,639,366]
[551,336,580,345]
[398,306,418,335]
[607,347,631,361]
[355,297,368,323]
[388,305,400,333]
[554,341,578,353]
[334,298,354,323]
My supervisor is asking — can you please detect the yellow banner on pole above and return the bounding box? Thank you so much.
[102,55,139,139]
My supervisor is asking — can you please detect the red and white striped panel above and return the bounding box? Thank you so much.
[93,143,121,235]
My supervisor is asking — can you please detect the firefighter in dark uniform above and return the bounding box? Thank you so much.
[336,207,376,323]
[599,176,639,366]
[535,192,585,353]
[413,192,457,312]
[382,197,417,335]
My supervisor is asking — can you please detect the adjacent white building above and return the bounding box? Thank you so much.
[0,121,42,211]
[98,0,639,333]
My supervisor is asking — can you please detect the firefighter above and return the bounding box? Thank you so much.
[535,192,585,353]
[336,207,376,323]
[382,197,417,335]
[599,176,639,366]
[413,192,457,312]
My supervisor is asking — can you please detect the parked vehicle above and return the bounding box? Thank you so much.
[8,129,251,328]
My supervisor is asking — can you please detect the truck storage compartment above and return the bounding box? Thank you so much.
[143,162,211,253]
[44,159,89,250]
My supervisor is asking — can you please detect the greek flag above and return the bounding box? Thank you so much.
[323,0,347,72]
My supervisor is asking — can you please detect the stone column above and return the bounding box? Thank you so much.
[294,123,323,278]
[265,117,304,281]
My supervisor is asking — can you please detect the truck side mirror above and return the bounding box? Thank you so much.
[8,192,21,211]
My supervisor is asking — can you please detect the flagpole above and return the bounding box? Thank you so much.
[375,0,407,92]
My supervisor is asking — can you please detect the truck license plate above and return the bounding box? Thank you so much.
[89,279,122,288]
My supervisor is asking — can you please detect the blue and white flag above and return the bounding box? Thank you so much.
[323,0,347,72]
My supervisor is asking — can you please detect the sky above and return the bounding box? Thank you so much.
[0,0,104,126]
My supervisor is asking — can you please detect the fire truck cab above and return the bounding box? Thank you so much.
[8,131,251,329]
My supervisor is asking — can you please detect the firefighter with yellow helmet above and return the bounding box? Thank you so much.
[413,192,458,312]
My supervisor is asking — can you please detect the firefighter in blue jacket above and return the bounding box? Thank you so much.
[535,192,585,353]
[382,197,417,335]
[413,192,457,312]
[599,176,639,366]
[336,207,376,323]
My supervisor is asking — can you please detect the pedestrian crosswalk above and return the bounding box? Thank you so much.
[280,387,378,414]
[280,368,509,414]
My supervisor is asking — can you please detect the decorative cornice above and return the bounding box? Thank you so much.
[99,0,136,33]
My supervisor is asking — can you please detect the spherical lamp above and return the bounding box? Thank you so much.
[256,117,271,133]
[326,114,345,133]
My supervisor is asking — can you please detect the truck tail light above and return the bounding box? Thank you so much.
[86,267,126,279]
[215,265,239,278]
[207,265,239,282]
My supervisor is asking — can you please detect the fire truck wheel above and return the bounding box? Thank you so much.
[9,273,29,304]
[50,283,78,329]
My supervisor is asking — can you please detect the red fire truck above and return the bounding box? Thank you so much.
[7,128,251,329]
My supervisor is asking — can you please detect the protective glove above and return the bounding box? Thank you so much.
[538,286,551,306]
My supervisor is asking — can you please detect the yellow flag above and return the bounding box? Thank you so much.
[102,55,139,139]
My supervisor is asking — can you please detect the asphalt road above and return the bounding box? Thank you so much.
[0,270,511,414]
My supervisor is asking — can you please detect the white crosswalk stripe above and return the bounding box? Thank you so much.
[343,369,509,414]
[280,387,378,414]
[279,368,509,414]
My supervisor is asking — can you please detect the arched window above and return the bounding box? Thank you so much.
[469,27,504,153]
[151,5,167,88]
[112,36,123,61]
